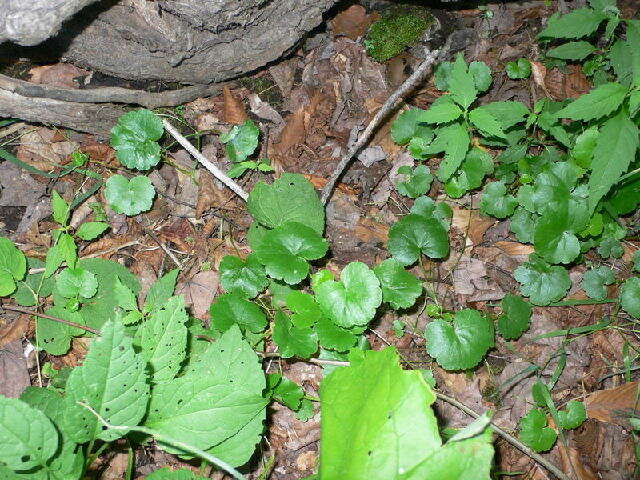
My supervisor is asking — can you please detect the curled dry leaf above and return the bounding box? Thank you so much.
[0,316,29,349]
[493,241,535,256]
[585,382,640,426]
[223,86,248,125]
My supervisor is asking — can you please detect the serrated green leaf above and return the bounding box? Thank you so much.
[51,191,69,226]
[286,291,322,328]
[210,293,267,334]
[0,396,58,472]
[587,111,639,213]
[505,58,532,79]
[415,98,463,124]
[136,296,188,383]
[558,401,587,429]
[219,254,268,299]
[267,374,304,410]
[425,309,494,370]
[145,326,266,461]
[518,409,557,452]
[474,101,530,129]
[315,262,382,329]
[555,83,628,122]
[469,108,505,138]
[547,41,596,60]
[110,109,164,170]
[480,181,518,218]
[621,277,640,318]
[75,222,109,241]
[315,315,357,351]
[248,173,325,234]
[445,147,494,198]
[0,237,26,296]
[105,174,155,216]
[273,311,318,358]
[146,468,207,480]
[448,54,477,109]
[391,109,434,145]
[220,120,260,163]
[396,165,433,198]
[582,267,615,299]
[514,255,571,305]
[36,306,86,355]
[374,258,422,310]
[538,8,606,40]
[145,268,179,313]
[509,207,537,244]
[65,320,149,442]
[254,222,328,285]
[388,214,450,265]
[434,123,471,181]
[533,207,580,264]
[497,294,532,340]
[13,258,54,307]
[56,267,98,299]
[114,277,138,311]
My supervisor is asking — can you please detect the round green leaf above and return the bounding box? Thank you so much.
[373,258,422,310]
[505,58,532,79]
[0,396,58,471]
[558,400,587,430]
[254,222,328,285]
[286,291,322,328]
[518,409,557,452]
[480,181,517,219]
[514,255,571,306]
[388,214,450,266]
[110,109,164,170]
[396,165,433,198]
[273,311,318,359]
[315,262,382,329]
[621,277,640,318]
[534,213,580,264]
[210,293,268,333]
[105,174,155,216]
[425,309,494,370]
[56,267,98,299]
[582,267,615,300]
[0,237,26,296]
[315,315,357,351]
[509,207,536,244]
[409,197,453,230]
[497,294,532,340]
[219,254,268,298]
[220,120,260,163]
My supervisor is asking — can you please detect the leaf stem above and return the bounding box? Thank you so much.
[78,402,247,480]
[162,119,249,201]
[2,304,100,335]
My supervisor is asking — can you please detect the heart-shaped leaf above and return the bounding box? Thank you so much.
[105,174,156,216]
[373,258,422,310]
[210,293,268,333]
[388,214,450,265]
[518,409,557,452]
[110,109,164,170]
[514,255,571,305]
[582,266,615,300]
[219,254,268,299]
[273,311,318,358]
[497,294,532,340]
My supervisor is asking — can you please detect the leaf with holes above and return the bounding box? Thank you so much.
[135,296,188,383]
[36,306,87,355]
[145,326,266,463]
[374,258,422,310]
[110,109,164,170]
[219,254,268,299]
[497,294,532,340]
[144,269,179,313]
[65,320,149,442]
[253,222,328,285]
[314,262,382,329]
[248,173,325,234]
[425,309,494,370]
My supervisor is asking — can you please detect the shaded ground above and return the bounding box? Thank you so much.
[0,1,639,479]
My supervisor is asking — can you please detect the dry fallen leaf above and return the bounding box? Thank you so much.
[223,86,248,125]
[493,241,535,256]
[0,315,29,348]
[586,382,639,426]
[558,445,598,480]
[28,63,90,89]
[176,270,220,319]
[331,5,376,40]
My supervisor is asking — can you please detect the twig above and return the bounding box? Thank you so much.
[77,402,247,480]
[162,119,249,201]
[435,392,571,480]
[320,38,452,205]
[2,305,100,335]
[145,229,184,270]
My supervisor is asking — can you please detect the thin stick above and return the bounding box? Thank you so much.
[320,38,452,205]
[162,119,249,201]
[2,305,100,335]
[78,402,247,480]
[436,392,571,480]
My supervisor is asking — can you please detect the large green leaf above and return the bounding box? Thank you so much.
[533,206,580,264]
[0,237,26,296]
[210,293,268,333]
[110,109,164,170]
[538,8,606,39]
[254,222,328,285]
[314,262,382,329]
[36,306,86,355]
[248,173,325,234]
[514,255,571,305]
[587,111,639,212]
[547,41,596,60]
[0,396,58,472]
[388,214,450,265]
[135,296,188,383]
[555,83,628,122]
[373,259,422,310]
[65,320,149,442]
[145,326,266,463]
[448,54,478,110]
[424,309,494,370]
[219,255,268,299]
[105,174,155,216]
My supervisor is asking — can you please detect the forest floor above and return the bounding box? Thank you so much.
[0,1,639,479]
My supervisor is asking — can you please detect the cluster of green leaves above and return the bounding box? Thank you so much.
[221,119,274,178]
[519,381,587,452]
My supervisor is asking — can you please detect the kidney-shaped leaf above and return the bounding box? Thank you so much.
[374,258,422,310]
[388,214,450,266]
